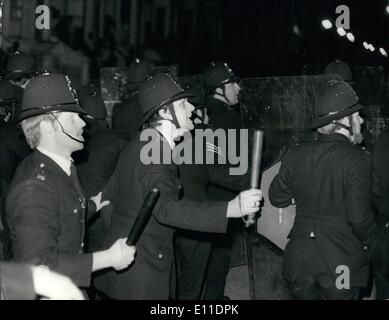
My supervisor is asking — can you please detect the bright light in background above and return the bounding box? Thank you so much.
[346,32,355,42]
[379,48,388,57]
[293,24,301,36]
[337,27,346,36]
[363,42,369,49]
[321,19,332,29]
[369,44,375,52]
[386,5,389,15]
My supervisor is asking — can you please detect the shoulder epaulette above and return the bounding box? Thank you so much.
[34,162,47,181]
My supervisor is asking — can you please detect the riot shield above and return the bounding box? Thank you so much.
[240,74,340,171]
[258,162,295,250]
[237,75,337,299]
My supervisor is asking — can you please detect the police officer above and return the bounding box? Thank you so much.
[174,87,250,299]
[6,73,136,292]
[111,58,153,140]
[4,52,37,123]
[324,59,354,86]
[0,80,30,185]
[73,83,127,252]
[97,73,261,300]
[269,80,377,300]
[202,62,243,299]
[203,62,241,129]
[0,80,30,260]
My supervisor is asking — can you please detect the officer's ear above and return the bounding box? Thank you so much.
[40,118,57,135]
[158,107,172,121]
[337,116,349,126]
[215,86,224,96]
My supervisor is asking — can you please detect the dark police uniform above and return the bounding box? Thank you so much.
[0,262,36,300]
[269,134,376,298]
[0,121,30,185]
[74,127,127,252]
[175,125,249,299]
[6,150,96,287]
[204,97,243,299]
[97,130,230,300]
[112,96,143,141]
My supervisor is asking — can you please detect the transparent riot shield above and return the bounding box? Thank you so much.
[240,74,340,171]
[239,75,340,299]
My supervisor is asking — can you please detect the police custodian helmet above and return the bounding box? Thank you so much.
[138,73,194,123]
[203,62,240,93]
[18,72,89,122]
[5,52,36,80]
[128,58,153,85]
[324,59,354,85]
[77,83,106,120]
[311,80,364,128]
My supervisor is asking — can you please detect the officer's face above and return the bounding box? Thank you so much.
[173,98,195,132]
[55,112,86,151]
[193,108,209,125]
[224,82,241,106]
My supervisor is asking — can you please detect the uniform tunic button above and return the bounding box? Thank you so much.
[80,219,85,223]
[73,209,78,214]
[40,163,45,168]
[158,253,163,259]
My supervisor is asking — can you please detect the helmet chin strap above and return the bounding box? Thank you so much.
[51,113,85,144]
[167,104,181,129]
[214,85,233,106]
[333,115,355,138]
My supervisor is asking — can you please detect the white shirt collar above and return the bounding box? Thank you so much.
[156,121,176,150]
[37,147,73,176]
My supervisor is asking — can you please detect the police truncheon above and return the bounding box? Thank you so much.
[257,162,295,251]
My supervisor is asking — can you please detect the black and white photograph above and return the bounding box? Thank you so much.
[0,0,388,306]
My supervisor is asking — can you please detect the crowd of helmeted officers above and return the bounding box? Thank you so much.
[0,52,388,300]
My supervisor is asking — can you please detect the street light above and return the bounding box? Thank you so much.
[337,27,346,37]
[321,19,333,29]
[369,44,375,52]
[379,48,388,57]
[346,32,355,43]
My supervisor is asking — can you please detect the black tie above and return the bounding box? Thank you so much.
[70,162,85,199]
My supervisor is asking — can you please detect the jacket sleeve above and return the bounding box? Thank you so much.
[206,163,250,192]
[345,152,377,245]
[140,162,229,234]
[0,262,35,300]
[269,159,293,208]
[6,180,92,287]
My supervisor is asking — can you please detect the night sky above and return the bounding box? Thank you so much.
[184,0,389,77]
